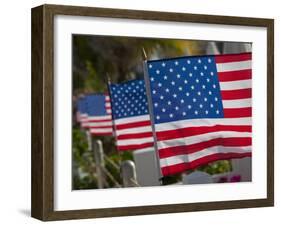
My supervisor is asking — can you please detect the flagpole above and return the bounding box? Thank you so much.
[142,48,163,182]
[106,73,122,165]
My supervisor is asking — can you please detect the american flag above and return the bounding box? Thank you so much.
[109,79,153,151]
[79,94,113,136]
[146,52,252,176]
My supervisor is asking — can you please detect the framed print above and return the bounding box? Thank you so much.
[31,4,274,221]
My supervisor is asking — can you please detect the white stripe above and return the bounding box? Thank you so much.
[106,110,112,114]
[85,121,112,127]
[155,117,251,132]
[157,131,251,150]
[222,98,252,108]
[85,115,112,121]
[114,114,150,125]
[105,96,110,101]
[216,60,251,72]
[89,128,112,133]
[219,79,252,90]
[105,102,111,107]
[160,146,251,167]
[115,125,152,136]
[117,137,154,146]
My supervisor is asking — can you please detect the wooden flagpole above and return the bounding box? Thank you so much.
[142,47,163,182]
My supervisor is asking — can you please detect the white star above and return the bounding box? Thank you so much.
[169,68,173,72]
[208,58,212,63]
[154,103,158,107]
[168,101,172,105]
[175,61,179,65]
[199,104,203,108]
[175,106,179,110]
[213,84,216,88]
[207,78,210,82]
[188,105,192,109]
[216,110,220,114]
[196,79,199,83]
[195,110,198,115]
[152,90,156,94]
[210,72,214,76]
[200,72,204,76]
[171,81,175,85]
[182,112,186,116]
[204,65,208,70]
[191,85,195,90]
[186,92,190,96]
[210,103,214,108]
[182,67,186,71]
[164,75,168,80]
[193,98,197,102]
[158,83,162,87]
[214,97,218,101]
[194,66,198,70]
[162,108,166,112]
[169,113,174,118]
[162,62,166,67]
[208,91,212,95]
[156,115,160,120]
[149,64,153,68]
[178,86,183,91]
[180,99,184,103]
[197,91,201,96]
[173,94,177,98]
[165,88,170,93]
[198,59,202,63]
[204,97,208,102]
[189,73,193,77]
[156,70,160,74]
[150,77,154,82]
[184,80,188,84]
[187,60,191,64]
[205,110,209,114]
[177,74,181,78]
[160,95,164,100]
[202,85,206,89]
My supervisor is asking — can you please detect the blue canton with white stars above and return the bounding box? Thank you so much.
[85,94,108,116]
[110,80,148,119]
[147,56,224,124]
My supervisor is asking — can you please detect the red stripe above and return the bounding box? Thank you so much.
[218,69,252,82]
[106,106,111,109]
[161,152,252,176]
[90,132,113,136]
[85,119,112,123]
[117,142,154,151]
[224,107,252,118]
[117,131,153,140]
[221,88,251,100]
[87,125,113,129]
[159,137,252,158]
[156,125,251,141]
[116,120,151,130]
[215,52,252,63]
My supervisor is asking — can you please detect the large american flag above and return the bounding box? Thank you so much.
[146,52,252,176]
[78,94,113,136]
[109,80,153,151]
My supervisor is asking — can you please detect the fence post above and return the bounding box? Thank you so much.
[120,160,138,187]
[92,139,105,189]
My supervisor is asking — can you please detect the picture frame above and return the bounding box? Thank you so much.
[31,4,274,221]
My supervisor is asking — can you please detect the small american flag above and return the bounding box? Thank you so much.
[79,94,113,136]
[146,52,252,176]
[109,80,153,151]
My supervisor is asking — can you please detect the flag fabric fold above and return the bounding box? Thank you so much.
[145,52,252,176]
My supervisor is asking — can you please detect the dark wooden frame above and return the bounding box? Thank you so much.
[31,4,274,221]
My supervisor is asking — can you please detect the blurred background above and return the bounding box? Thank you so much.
[72,35,252,190]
